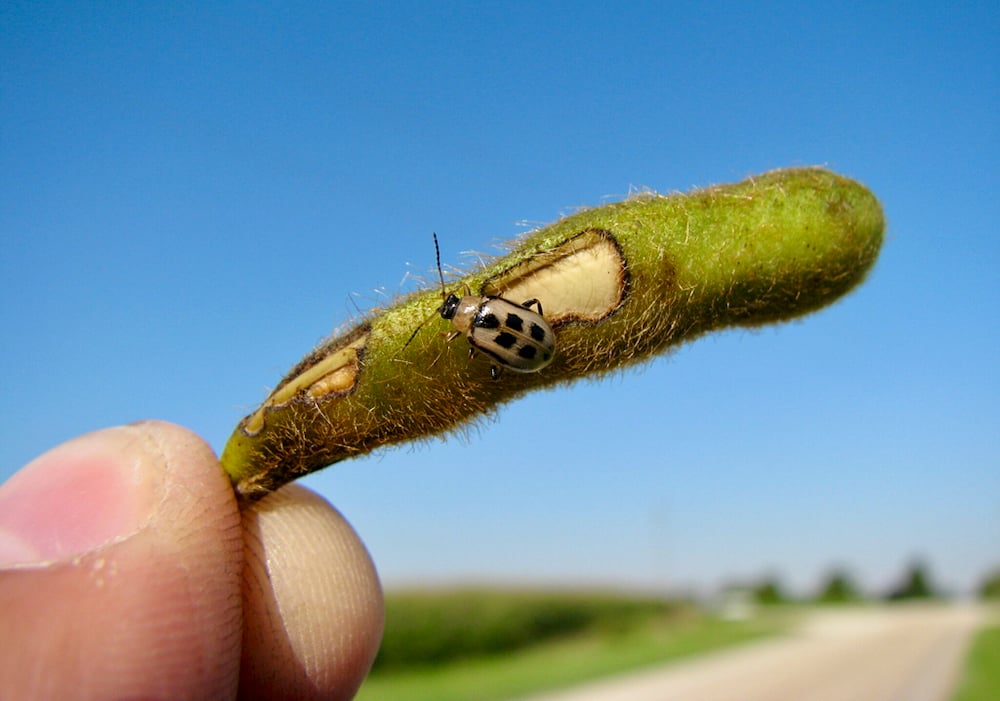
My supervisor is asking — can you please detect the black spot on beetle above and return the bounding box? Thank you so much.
[530,324,547,342]
[517,345,537,360]
[505,313,524,332]
[494,332,518,349]
[476,312,501,329]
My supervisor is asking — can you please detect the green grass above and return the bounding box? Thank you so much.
[951,622,1000,701]
[355,591,790,701]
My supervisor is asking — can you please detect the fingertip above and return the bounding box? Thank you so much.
[0,421,244,700]
[240,484,384,701]
[0,422,162,566]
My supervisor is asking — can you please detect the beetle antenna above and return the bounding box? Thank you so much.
[402,233,448,352]
[402,323,422,350]
[433,232,447,300]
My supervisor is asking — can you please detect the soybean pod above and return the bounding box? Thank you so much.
[222,167,884,501]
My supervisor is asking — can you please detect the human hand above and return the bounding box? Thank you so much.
[0,421,383,700]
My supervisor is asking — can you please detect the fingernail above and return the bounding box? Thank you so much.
[0,427,159,567]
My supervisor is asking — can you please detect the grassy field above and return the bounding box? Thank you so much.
[951,622,1000,701]
[355,588,790,701]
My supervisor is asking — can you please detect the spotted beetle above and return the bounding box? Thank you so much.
[408,234,556,380]
[440,289,555,379]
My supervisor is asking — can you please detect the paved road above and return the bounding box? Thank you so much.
[512,604,986,701]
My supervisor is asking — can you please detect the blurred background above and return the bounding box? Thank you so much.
[2,0,997,611]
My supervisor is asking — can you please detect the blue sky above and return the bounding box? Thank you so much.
[2,2,997,596]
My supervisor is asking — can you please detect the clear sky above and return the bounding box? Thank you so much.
[2,2,997,597]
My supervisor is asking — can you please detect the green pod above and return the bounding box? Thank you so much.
[222,167,884,500]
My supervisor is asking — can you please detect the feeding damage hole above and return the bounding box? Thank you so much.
[483,229,627,325]
[243,331,368,436]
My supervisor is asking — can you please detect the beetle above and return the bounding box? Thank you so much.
[407,234,556,380]
[440,288,555,379]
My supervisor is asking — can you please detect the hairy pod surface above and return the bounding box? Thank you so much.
[223,167,884,500]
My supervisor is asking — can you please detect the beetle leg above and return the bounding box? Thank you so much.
[522,298,543,315]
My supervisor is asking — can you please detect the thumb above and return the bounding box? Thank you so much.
[0,421,244,700]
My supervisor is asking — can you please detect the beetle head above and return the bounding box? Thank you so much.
[440,294,460,320]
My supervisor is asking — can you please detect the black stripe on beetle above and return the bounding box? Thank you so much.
[476,312,501,330]
[493,331,518,349]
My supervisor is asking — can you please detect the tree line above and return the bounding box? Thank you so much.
[745,560,1000,605]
